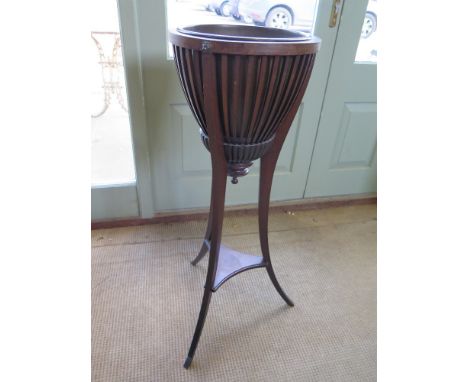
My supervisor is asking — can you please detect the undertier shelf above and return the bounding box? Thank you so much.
[212,245,266,291]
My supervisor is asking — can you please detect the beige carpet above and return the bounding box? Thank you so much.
[92,204,376,382]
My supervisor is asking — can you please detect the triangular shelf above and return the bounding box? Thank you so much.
[213,245,265,291]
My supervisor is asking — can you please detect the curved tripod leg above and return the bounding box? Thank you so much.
[184,50,231,368]
[184,285,212,369]
[255,54,316,306]
[184,161,228,368]
[258,152,294,307]
[191,193,213,265]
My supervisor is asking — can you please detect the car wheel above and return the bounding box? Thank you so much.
[361,12,377,39]
[220,1,232,17]
[266,6,292,29]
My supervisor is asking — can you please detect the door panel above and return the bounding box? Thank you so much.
[173,103,303,177]
[154,103,306,210]
[305,0,377,197]
[330,103,376,170]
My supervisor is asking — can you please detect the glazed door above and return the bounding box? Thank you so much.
[91,0,154,220]
[127,0,343,212]
[305,0,377,197]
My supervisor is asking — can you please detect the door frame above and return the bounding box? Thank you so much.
[91,0,154,221]
[117,0,154,218]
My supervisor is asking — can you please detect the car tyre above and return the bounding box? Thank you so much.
[220,1,232,17]
[361,12,377,39]
[266,6,292,29]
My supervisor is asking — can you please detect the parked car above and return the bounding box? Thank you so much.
[237,0,317,29]
[238,0,377,38]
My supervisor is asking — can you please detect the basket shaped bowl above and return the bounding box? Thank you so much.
[169,24,320,181]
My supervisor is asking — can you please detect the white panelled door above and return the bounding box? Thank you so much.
[305,0,377,197]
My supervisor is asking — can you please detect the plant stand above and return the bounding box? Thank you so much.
[169,24,320,368]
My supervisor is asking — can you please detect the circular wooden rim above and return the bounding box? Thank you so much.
[169,24,321,56]
[178,24,311,42]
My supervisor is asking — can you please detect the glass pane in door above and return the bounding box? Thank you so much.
[355,0,378,63]
[166,0,320,57]
[91,1,136,186]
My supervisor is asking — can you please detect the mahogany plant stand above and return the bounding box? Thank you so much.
[169,25,320,369]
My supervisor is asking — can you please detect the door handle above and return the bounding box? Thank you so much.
[329,0,343,28]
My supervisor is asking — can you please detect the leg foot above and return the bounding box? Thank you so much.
[183,356,193,369]
[266,264,294,306]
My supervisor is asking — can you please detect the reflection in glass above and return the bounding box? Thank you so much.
[166,0,319,57]
[91,1,136,186]
[355,0,378,63]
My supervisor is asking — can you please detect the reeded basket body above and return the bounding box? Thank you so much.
[170,25,319,182]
